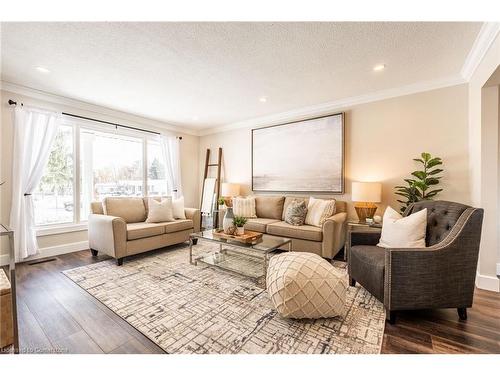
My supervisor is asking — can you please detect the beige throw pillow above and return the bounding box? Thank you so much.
[377,206,427,248]
[305,197,336,227]
[146,197,174,223]
[233,196,257,218]
[172,196,186,219]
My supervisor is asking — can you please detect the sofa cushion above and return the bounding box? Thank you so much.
[267,221,323,242]
[282,197,309,220]
[255,196,285,220]
[127,222,166,240]
[349,245,385,302]
[244,218,280,232]
[104,197,147,223]
[146,197,174,223]
[164,219,194,233]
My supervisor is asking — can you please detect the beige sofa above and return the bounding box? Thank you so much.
[241,196,347,259]
[88,197,201,265]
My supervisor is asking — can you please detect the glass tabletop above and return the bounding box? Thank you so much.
[191,230,291,253]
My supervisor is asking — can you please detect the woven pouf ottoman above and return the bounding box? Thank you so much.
[266,252,347,319]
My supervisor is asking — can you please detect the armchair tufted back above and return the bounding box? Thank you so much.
[404,200,470,246]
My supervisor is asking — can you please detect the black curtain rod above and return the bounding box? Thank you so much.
[8,99,182,139]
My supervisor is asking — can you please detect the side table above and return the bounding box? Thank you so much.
[344,221,382,261]
[1,224,18,354]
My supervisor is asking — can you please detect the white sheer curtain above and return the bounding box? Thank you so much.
[160,135,183,198]
[9,106,62,261]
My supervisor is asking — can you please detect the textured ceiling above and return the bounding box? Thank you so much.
[0,22,482,130]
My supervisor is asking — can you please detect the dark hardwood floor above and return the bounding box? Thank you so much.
[6,248,500,354]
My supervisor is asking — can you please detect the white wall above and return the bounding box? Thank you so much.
[0,87,199,263]
[468,33,500,291]
[200,84,471,220]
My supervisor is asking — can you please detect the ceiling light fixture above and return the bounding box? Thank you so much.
[259,96,267,103]
[373,64,386,72]
[36,66,50,74]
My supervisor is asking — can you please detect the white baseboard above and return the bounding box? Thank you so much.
[475,272,500,292]
[0,241,89,266]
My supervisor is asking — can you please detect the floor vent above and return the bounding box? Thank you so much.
[27,258,57,266]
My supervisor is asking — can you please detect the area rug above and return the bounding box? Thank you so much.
[63,243,385,354]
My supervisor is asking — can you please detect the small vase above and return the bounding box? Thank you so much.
[223,207,236,234]
[236,226,244,235]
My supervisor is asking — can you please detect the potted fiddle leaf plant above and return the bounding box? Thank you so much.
[395,152,444,214]
[233,216,248,235]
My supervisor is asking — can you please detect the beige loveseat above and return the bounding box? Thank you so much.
[241,196,347,259]
[88,197,201,265]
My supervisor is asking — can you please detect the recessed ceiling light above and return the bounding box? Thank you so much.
[373,64,386,72]
[259,96,267,103]
[36,66,50,74]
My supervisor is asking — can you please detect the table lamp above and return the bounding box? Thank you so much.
[221,183,240,207]
[352,182,382,222]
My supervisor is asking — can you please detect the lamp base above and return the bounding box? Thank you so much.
[354,203,377,223]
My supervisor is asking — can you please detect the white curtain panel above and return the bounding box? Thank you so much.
[9,106,62,261]
[160,135,183,198]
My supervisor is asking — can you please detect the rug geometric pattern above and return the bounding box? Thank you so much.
[63,243,385,354]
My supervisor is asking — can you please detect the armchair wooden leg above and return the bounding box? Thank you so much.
[386,310,396,324]
[116,258,124,266]
[90,249,98,257]
[349,277,356,287]
[191,238,198,245]
[457,307,467,320]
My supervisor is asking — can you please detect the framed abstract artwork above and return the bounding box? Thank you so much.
[252,113,344,193]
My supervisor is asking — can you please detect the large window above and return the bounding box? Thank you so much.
[35,120,168,228]
[147,140,167,196]
[80,129,144,220]
[34,125,74,226]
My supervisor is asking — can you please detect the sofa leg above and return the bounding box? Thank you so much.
[349,277,356,287]
[90,249,98,257]
[116,258,124,266]
[191,238,198,245]
[457,307,467,320]
[386,310,396,324]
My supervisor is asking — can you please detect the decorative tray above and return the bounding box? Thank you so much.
[212,229,263,243]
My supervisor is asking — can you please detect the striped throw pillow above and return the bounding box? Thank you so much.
[232,196,257,218]
[305,197,336,227]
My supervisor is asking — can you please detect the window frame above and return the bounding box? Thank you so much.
[35,116,163,234]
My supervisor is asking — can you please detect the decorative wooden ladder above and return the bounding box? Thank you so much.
[200,147,222,229]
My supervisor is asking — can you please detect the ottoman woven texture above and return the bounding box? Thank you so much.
[266,252,347,319]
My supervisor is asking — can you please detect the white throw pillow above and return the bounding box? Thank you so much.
[305,197,336,227]
[232,196,257,218]
[377,206,427,248]
[172,196,186,219]
[146,197,174,223]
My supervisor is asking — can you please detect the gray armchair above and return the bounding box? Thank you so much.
[348,200,484,324]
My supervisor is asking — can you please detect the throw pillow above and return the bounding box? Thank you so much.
[172,196,186,219]
[305,197,336,227]
[377,206,427,248]
[232,196,257,218]
[146,197,174,223]
[284,200,308,226]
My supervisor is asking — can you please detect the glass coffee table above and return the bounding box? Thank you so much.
[189,230,292,287]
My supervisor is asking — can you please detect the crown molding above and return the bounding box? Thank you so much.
[461,22,500,81]
[0,81,199,136]
[198,75,466,136]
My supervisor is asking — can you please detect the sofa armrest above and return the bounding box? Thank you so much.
[184,208,201,233]
[321,212,347,259]
[88,214,127,259]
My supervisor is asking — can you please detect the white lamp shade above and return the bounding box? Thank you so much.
[221,183,240,197]
[351,182,382,203]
